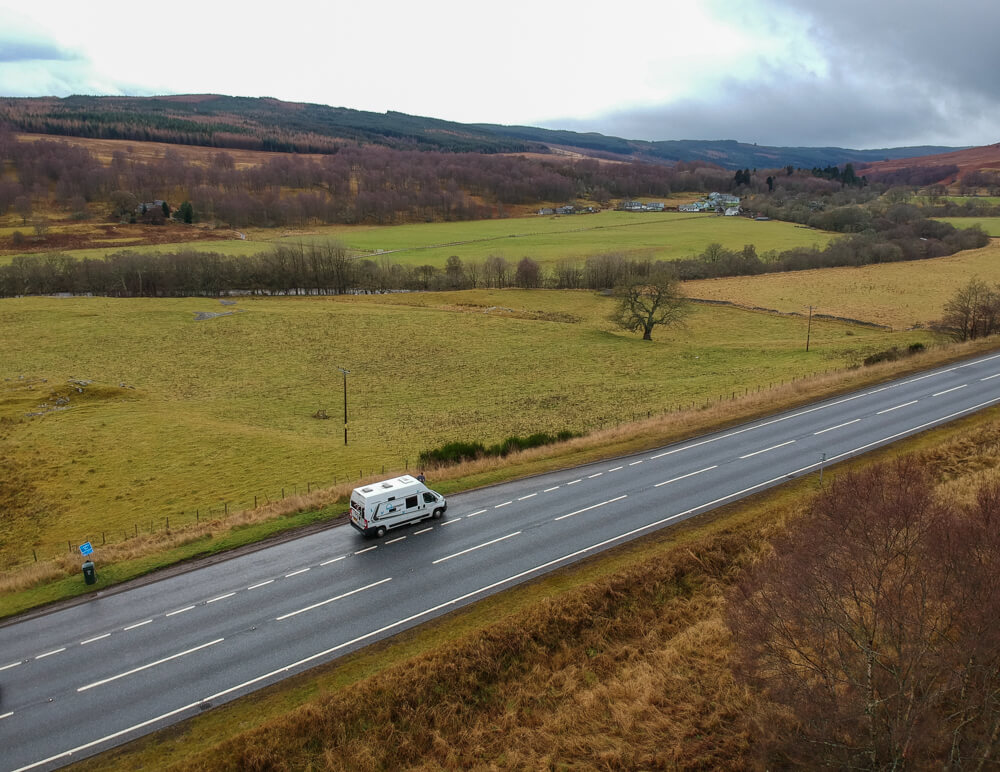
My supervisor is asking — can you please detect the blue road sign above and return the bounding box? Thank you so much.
[79,542,93,556]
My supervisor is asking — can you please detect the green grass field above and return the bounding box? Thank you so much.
[0,290,933,568]
[935,216,1000,236]
[0,211,836,267]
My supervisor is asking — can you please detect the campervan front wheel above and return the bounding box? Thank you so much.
[374,525,386,538]
[432,508,444,519]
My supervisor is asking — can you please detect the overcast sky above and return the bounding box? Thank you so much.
[1,0,997,149]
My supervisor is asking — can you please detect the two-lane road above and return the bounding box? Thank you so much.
[3,351,1000,771]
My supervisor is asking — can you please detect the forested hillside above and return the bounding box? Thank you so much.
[0,94,959,170]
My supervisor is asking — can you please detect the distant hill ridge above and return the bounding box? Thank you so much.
[0,93,963,170]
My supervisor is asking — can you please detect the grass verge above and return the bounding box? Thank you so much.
[72,399,1000,771]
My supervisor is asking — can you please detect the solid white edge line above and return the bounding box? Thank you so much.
[77,638,225,692]
[165,606,195,617]
[554,495,628,521]
[19,380,1000,772]
[320,556,347,565]
[933,384,967,396]
[739,439,795,459]
[206,592,236,604]
[248,580,275,589]
[80,633,112,645]
[275,577,392,621]
[876,400,918,415]
[432,532,522,564]
[285,568,310,578]
[653,465,718,488]
[35,648,66,660]
[0,661,22,671]
[813,418,861,435]
[123,620,152,631]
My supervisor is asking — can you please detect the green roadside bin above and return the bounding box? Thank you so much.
[82,560,97,585]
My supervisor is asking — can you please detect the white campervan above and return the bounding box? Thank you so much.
[349,475,447,537]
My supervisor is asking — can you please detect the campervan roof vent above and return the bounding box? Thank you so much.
[361,487,374,493]
[381,482,393,489]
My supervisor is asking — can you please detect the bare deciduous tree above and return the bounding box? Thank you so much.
[728,459,1000,769]
[610,269,688,341]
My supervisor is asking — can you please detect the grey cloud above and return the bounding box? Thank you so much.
[0,37,79,63]
[558,72,997,148]
[559,0,1000,148]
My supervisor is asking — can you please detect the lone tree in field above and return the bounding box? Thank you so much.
[610,269,688,340]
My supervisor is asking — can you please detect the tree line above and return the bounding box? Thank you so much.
[0,127,741,228]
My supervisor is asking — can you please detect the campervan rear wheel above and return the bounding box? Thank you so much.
[432,508,444,519]
[374,525,386,537]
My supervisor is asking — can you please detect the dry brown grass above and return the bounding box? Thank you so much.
[684,239,1000,330]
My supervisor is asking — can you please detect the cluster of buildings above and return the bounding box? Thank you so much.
[536,204,599,216]
[678,192,741,215]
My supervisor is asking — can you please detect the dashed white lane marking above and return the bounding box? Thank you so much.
[567,479,581,485]
[432,532,522,564]
[466,509,487,517]
[123,620,152,631]
[80,633,111,645]
[320,556,347,565]
[609,466,623,472]
[413,527,434,534]
[981,373,1000,381]
[814,418,861,435]
[35,648,66,660]
[248,579,275,589]
[495,501,512,508]
[166,606,195,617]
[628,460,643,466]
[385,536,406,544]
[285,568,310,578]
[206,592,236,604]
[18,372,1000,772]
[739,440,795,459]
[77,638,225,692]
[587,473,603,479]
[554,495,628,521]
[441,517,461,525]
[0,710,12,720]
[0,661,22,671]
[654,465,718,488]
[933,384,967,397]
[354,546,377,555]
[877,400,918,415]
[543,486,560,492]
[275,578,392,621]
[518,493,537,500]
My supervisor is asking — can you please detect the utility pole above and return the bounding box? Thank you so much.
[337,367,350,445]
[806,305,813,352]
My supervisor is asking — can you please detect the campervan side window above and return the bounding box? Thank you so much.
[422,492,436,504]
[405,495,418,509]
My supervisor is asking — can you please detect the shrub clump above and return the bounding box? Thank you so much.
[419,430,579,467]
